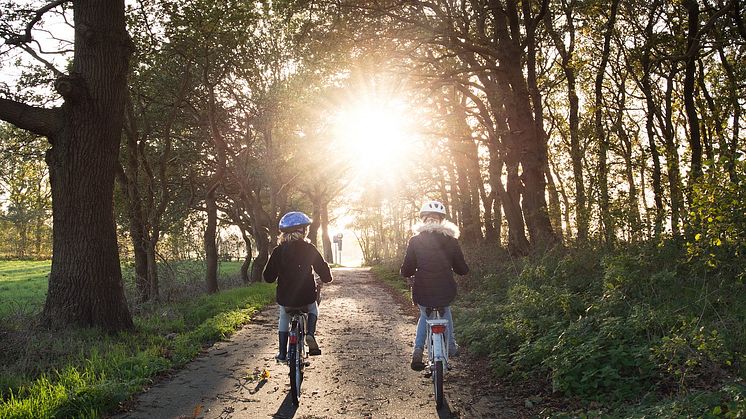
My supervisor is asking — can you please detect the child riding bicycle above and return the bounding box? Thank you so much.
[400,200,469,371]
[263,211,333,360]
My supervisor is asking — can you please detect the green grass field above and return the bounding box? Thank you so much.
[0,260,51,316]
[0,259,272,418]
[0,260,245,317]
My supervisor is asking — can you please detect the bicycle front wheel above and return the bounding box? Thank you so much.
[433,360,444,409]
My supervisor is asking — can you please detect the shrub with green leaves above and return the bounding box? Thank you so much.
[687,161,746,281]
[449,241,745,414]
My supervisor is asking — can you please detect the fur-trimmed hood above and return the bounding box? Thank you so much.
[412,220,460,239]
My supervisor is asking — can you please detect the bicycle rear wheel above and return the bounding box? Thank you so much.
[288,345,299,404]
[433,360,444,408]
[289,340,304,404]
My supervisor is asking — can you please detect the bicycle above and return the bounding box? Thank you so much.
[424,306,449,409]
[284,307,307,405]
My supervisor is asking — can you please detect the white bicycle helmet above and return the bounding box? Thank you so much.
[419,200,447,217]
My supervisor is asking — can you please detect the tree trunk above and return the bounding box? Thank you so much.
[451,133,480,242]
[594,0,621,244]
[493,2,557,248]
[321,201,333,262]
[250,224,270,283]
[662,68,684,236]
[545,3,586,242]
[308,196,321,247]
[504,158,530,255]
[638,40,665,236]
[239,227,252,283]
[614,84,642,241]
[546,164,563,240]
[716,47,741,183]
[146,238,160,301]
[683,0,703,188]
[32,0,134,331]
[129,214,150,301]
[204,188,219,293]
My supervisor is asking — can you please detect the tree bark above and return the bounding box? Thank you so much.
[493,1,557,248]
[545,5,586,241]
[683,0,703,189]
[635,10,665,236]
[30,0,134,331]
[661,68,684,236]
[321,201,333,262]
[239,227,252,283]
[250,210,270,283]
[594,0,621,244]
[204,187,219,293]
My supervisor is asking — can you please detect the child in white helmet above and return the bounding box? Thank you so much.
[263,211,333,360]
[400,200,469,371]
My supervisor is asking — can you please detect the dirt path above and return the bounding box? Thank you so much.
[114,268,519,418]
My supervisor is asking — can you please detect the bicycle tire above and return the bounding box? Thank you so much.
[288,344,300,405]
[295,339,304,400]
[434,360,444,409]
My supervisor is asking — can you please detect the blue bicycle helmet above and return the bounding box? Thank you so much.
[278,211,312,232]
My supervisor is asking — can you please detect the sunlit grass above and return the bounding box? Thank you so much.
[0,283,275,418]
[0,260,51,316]
[0,260,246,317]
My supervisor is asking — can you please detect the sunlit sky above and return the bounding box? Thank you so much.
[330,95,423,185]
[325,87,426,266]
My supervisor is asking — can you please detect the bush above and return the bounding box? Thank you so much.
[453,240,745,413]
[687,161,746,281]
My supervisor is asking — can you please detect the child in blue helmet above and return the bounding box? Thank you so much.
[263,211,333,360]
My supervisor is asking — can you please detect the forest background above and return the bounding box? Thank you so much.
[0,0,744,417]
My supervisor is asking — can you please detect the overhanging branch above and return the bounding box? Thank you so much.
[0,98,63,138]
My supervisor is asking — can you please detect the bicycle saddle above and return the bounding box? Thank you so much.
[284,306,309,314]
[425,307,446,316]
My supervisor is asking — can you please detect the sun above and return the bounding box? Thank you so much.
[332,98,419,180]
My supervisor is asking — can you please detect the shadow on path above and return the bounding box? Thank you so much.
[272,393,298,418]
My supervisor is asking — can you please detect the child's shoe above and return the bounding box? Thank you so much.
[411,347,425,371]
[306,335,321,356]
[275,331,289,362]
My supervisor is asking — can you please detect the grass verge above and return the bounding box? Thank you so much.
[370,265,410,300]
[0,282,275,418]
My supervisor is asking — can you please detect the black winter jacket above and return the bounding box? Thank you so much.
[400,221,469,307]
[263,239,333,307]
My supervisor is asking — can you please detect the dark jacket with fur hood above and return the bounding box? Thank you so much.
[400,221,469,307]
[263,239,333,307]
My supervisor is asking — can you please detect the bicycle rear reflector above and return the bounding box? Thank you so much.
[431,325,446,334]
[289,335,298,344]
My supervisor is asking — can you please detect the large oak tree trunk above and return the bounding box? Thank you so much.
[38,0,134,331]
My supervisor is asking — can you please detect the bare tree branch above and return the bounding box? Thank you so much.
[5,0,70,46]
